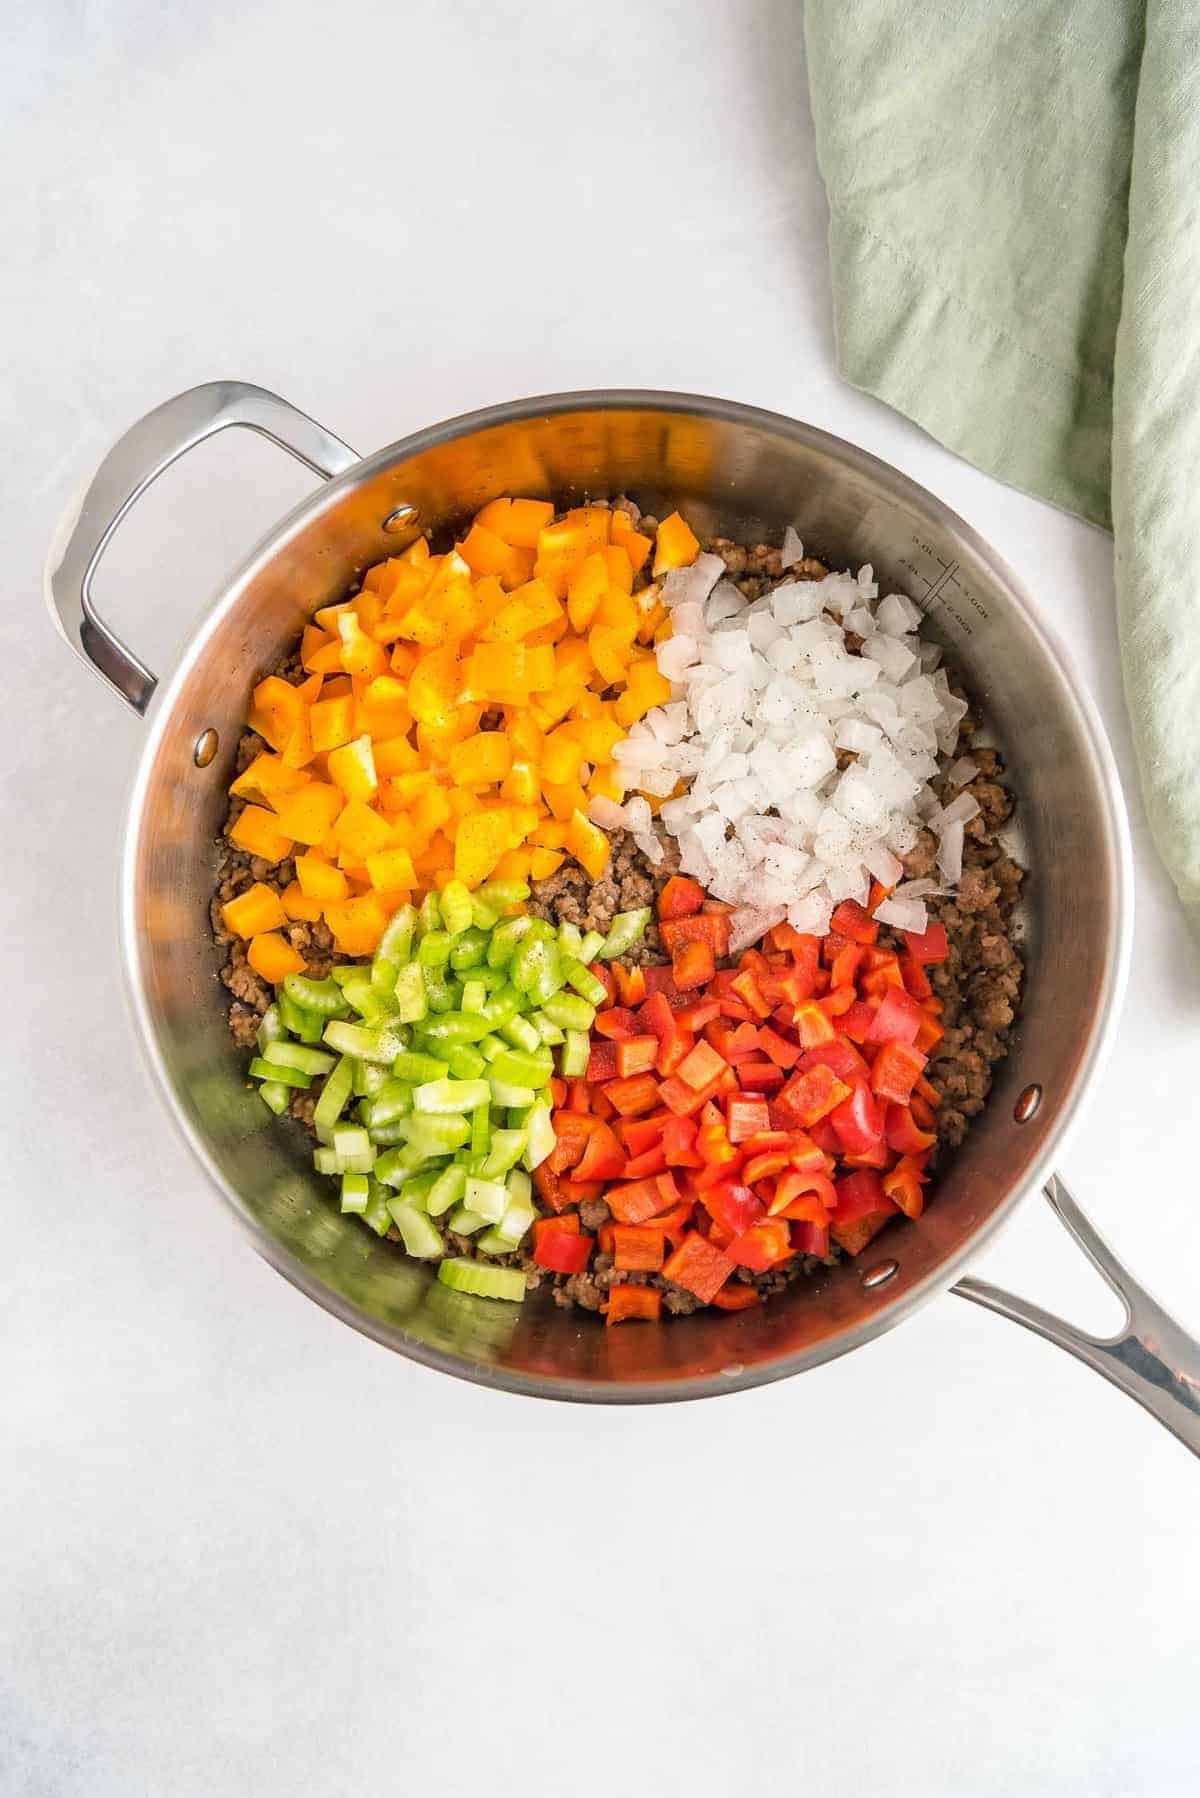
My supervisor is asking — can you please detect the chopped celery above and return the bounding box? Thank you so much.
[531,1013,565,1045]
[417,929,452,967]
[333,1123,375,1174]
[478,985,520,1029]
[361,1078,415,1128]
[560,1029,590,1078]
[562,959,608,1006]
[421,1010,494,1046]
[449,926,489,970]
[352,1058,387,1099]
[446,1204,490,1234]
[256,1004,286,1052]
[248,1057,311,1089]
[340,1172,370,1214]
[439,879,473,936]
[418,890,442,936]
[511,935,559,995]
[596,907,652,960]
[392,1051,451,1084]
[557,921,583,958]
[402,1113,472,1156]
[283,973,349,1016]
[259,1040,336,1077]
[329,963,366,987]
[470,894,500,931]
[464,1177,508,1222]
[488,915,533,968]
[386,1200,444,1258]
[258,1080,291,1116]
[444,1045,486,1080]
[497,1013,541,1054]
[477,1034,507,1063]
[367,1119,410,1146]
[479,1129,527,1179]
[506,1168,532,1204]
[392,962,428,1023]
[277,991,324,1042]
[322,1020,405,1063]
[460,979,486,1015]
[470,1102,491,1158]
[427,1163,468,1216]
[313,1146,339,1175]
[314,1055,354,1135]
[372,903,416,991]
[475,1227,517,1256]
[522,1100,556,1171]
[413,1077,491,1115]
[398,1170,441,1209]
[361,1184,394,1236]
[578,930,605,963]
[541,990,595,1032]
[437,1258,526,1301]
[489,1046,553,1088]
[375,1143,431,1187]
[487,1080,536,1108]
[478,878,530,908]
[421,965,458,1012]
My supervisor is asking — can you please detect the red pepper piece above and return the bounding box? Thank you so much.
[798,1038,870,1084]
[586,1039,619,1082]
[615,1034,660,1078]
[701,1180,764,1238]
[899,953,933,1000]
[622,1142,670,1178]
[533,1225,593,1274]
[638,989,687,1076]
[870,1040,928,1106]
[727,967,772,1019]
[862,958,906,997]
[604,1073,662,1117]
[605,1285,662,1325]
[594,1006,640,1040]
[792,1000,836,1049]
[909,1092,938,1133]
[675,999,721,1032]
[726,1095,771,1143]
[662,1230,736,1303]
[588,961,617,1006]
[914,1073,942,1109]
[606,1172,680,1225]
[641,965,690,1004]
[831,1079,886,1156]
[547,1111,594,1174]
[882,1164,925,1218]
[830,942,865,989]
[767,1170,837,1216]
[612,1224,667,1271]
[830,899,879,945]
[672,938,716,990]
[735,1059,785,1091]
[727,1218,792,1271]
[914,1014,945,1054]
[560,1178,604,1204]
[532,1163,573,1213]
[612,963,647,1006]
[676,1039,728,1091]
[790,1218,830,1258]
[833,1169,895,1221]
[711,1282,762,1310]
[615,1113,666,1154]
[659,912,732,958]
[572,1118,625,1182]
[754,1024,800,1070]
[866,986,924,1046]
[838,1000,877,1044]
[532,1212,579,1246]
[658,1071,724,1116]
[662,1115,702,1167]
[657,875,707,919]
[902,921,949,965]
[775,1063,852,1128]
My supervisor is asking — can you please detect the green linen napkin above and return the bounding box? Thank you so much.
[805,0,1200,926]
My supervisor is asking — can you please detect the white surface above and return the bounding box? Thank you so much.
[3,4,1198,1794]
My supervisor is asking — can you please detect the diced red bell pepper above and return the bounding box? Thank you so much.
[606,1172,679,1224]
[726,1095,771,1143]
[641,965,689,1005]
[590,1086,616,1121]
[659,912,731,958]
[790,1219,830,1258]
[549,1076,567,1109]
[767,1170,837,1216]
[870,1040,928,1106]
[701,1180,765,1238]
[915,1014,945,1054]
[726,967,771,1019]
[561,1179,604,1204]
[622,1142,669,1178]
[902,921,949,965]
[839,1140,892,1170]
[833,1169,894,1221]
[705,1216,736,1250]
[711,1282,762,1310]
[615,1113,666,1155]
[831,1080,886,1156]
[662,1115,703,1167]
[798,1038,870,1084]
[533,1225,593,1274]
[657,875,706,919]
[612,1224,666,1271]
[588,961,617,1007]
[675,1039,728,1091]
[885,1103,937,1155]
[586,1039,619,1082]
[837,1000,877,1045]
[650,1199,695,1247]
[830,899,879,945]
[639,990,687,1075]
[695,1104,738,1172]
[861,957,906,997]
[742,1150,792,1184]
[615,1034,660,1078]
[658,1072,724,1116]
[547,1110,594,1174]
[612,962,647,1006]
[734,1059,785,1091]
[792,1001,836,1049]
[672,938,716,990]
[662,1230,736,1302]
[753,1024,800,1070]
[830,942,865,989]
[775,1063,851,1128]
[572,1118,624,1181]
[533,1211,579,1240]
[809,1117,842,1154]
[883,1164,925,1219]
[594,1006,640,1040]
[909,1092,938,1132]
[605,1285,662,1325]
[604,1073,662,1117]
[866,986,924,1046]
[565,1079,591,1114]
[899,953,933,1000]
[727,1218,793,1271]
[531,1163,573,1213]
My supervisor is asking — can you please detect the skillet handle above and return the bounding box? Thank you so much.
[44,381,359,715]
[953,1174,1200,1459]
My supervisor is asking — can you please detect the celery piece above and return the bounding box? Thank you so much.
[489,1046,553,1088]
[488,915,533,968]
[277,991,324,1043]
[386,1199,444,1259]
[258,1080,291,1116]
[403,1113,472,1157]
[340,1172,370,1215]
[506,1168,532,1204]
[556,920,584,959]
[283,973,350,1016]
[438,879,473,937]
[531,1013,565,1045]
[398,1170,441,1209]
[511,935,558,995]
[256,1004,286,1053]
[367,1119,410,1146]
[361,1078,415,1129]
[460,979,486,1016]
[374,1143,431,1188]
[417,929,452,968]
[562,959,608,1006]
[497,1180,536,1245]
[313,1146,339,1176]
[470,1102,491,1159]
[522,1101,556,1171]
[361,1183,394,1236]
[392,1051,451,1084]
[314,1055,355,1137]
[427,1163,468,1217]
[470,894,500,931]
[479,1129,527,1180]
[260,1040,336,1077]
[372,903,416,991]
[474,1227,517,1256]
[447,1204,490,1234]
[488,1080,536,1109]
[464,1177,509,1222]
[596,907,652,961]
[248,1057,311,1090]
[559,1029,590,1078]
[421,1010,494,1046]
[413,1077,491,1116]
[477,1034,507,1063]
[478,982,522,1028]
[333,1123,375,1175]
[497,1013,541,1054]
[416,889,441,935]
[540,991,595,1032]
[479,878,531,908]
[437,1258,526,1301]
[444,1045,486,1081]
[323,1020,405,1064]
[506,1106,532,1130]
[393,962,428,1024]
[421,965,457,1013]
[578,931,605,963]
[329,964,366,987]
[449,925,489,971]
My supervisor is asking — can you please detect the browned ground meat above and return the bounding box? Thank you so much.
[211,517,1025,1317]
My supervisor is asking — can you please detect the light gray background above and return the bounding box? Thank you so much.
[3,3,1198,1794]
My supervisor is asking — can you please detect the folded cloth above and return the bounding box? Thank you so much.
[805,0,1200,928]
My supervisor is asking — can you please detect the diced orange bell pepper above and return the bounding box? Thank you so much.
[229,752,310,801]
[327,735,378,802]
[542,779,588,822]
[371,735,421,776]
[453,810,513,886]
[412,784,453,837]
[407,646,461,727]
[279,880,323,923]
[220,882,289,938]
[588,623,636,687]
[334,799,394,862]
[541,727,586,785]
[247,676,307,753]
[480,577,563,643]
[323,893,389,956]
[247,931,306,982]
[354,675,412,740]
[229,805,294,862]
[449,733,512,786]
[652,510,700,577]
[365,846,417,893]
[615,656,673,726]
[500,760,540,805]
[493,847,533,883]
[294,853,349,903]
[476,496,555,548]
[269,781,345,846]
[566,808,610,880]
[529,847,564,879]
[309,694,356,754]
[566,553,610,633]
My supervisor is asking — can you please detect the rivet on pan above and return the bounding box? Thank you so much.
[860,1258,899,1291]
[382,503,420,535]
[193,728,219,768]
[1014,1083,1042,1123]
